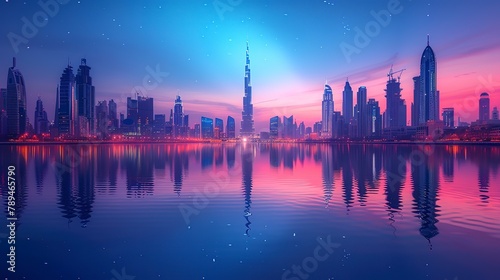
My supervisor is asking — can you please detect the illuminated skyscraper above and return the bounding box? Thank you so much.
[356,86,368,137]
[173,95,184,137]
[75,59,95,135]
[201,116,213,139]
[34,97,49,135]
[6,57,27,138]
[342,79,353,121]
[418,36,439,124]
[227,116,235,139]
[442,108,454,128]
[385,71,407,128]
[57,65,76,135]
[492,107,499,120]
[479,92,490,121]
[240,42,254,137]
[322,83,334,137]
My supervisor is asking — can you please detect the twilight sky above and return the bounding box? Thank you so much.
[1,0,500,132]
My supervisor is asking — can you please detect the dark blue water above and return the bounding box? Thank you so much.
[0,143,499,279]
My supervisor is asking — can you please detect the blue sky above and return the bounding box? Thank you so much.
[1,0,500,131]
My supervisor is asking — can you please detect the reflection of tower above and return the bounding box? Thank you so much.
[76,146,95,227]
[172,147,184,196]
[478,159,490,204]
[241,143,253,235]
[351,145,368,205]
[57,168,77,224]
[227,145,236,169]
[321,144,334,207]
[384,146,406,233]
[340,145,354,211]
[442,148,454,182]
[124,146,154,197]
[411,156,440,248]
[34,147,49,194]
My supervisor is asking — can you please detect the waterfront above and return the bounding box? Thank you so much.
[0,143,499,279]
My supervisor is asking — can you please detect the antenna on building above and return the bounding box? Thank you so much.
[12,57,16,68]
[427,34,430,46]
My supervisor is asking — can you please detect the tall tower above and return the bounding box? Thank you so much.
[6,57,27,138]
[57,65,75,135]
[240,42,254,138]
[34,97,49,135]
[342,79,353,121]
[385,70,407,128]
[75,58,95,135]
[322,83,334,137]
[479,92,490,121]
[419,36,439,124]
[173,95,183,137]
[356,86,368,137]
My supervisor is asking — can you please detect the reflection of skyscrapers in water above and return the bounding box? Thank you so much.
[241,144,253,235]
[411,156,440,248]
[56,146,96,227]
[478,159,490,204]
[321,145,334,207]
[122,146,154,197]
[171,147,189,196]
[384,146,406,232]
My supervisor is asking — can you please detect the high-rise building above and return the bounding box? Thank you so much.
[138,96,153,135]
[342,79,353,121]
[442,108,454,128]
[75,59,95,135]
[385,71,407,128]
[201,116,213,139]
[298,122,305,138]
[411,76,421,126]
[322,83,334,137]
[57,65,76,136]
[367,98,382,138]
[215,118,223,139]
[194,123,201,138]
[282,115,295,139]
[95,100,108,138]
[183,114,189,137]
[356,86,368,138]
[0,88,7,136]
[125,97,138,134]
[240,42,255,137]
[492,107,499,120]
[479,92,490,121]
[313,121,322,134]
[34,97,49,135]
[6,57,27,138]
[108,99,118,132]
[270,116,280,139]
[173,95,184,137]
[226,116,235,138]
[152,114,166,135]
[418,36,439,124]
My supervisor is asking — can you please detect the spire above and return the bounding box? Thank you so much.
[12,57,16,68]
[427,34,429,46]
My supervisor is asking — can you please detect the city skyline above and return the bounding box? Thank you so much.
[1,0,500,133]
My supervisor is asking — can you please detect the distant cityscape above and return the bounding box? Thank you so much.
[0,37,499,142]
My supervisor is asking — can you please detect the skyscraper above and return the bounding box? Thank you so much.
[240,42,255,137]
[442,108,454,128]
[108,99,118,132]
[215,118,223,138]
[6,57,27,138]
[412,76,421,126]
[152,114,166,135]
[126,97,138,134]
[270,116,280,139]
[385,71,407,128]
[0,88,7,136]
[75,59,95,135]
[418,36,439,124]
[367,98,382,137]
[342,79,353,121]
[479,92,490,121]
[356,86,368,138]
[57,65,76,135]
[201,116,213,139]
[226,116,235,139]
[95,100,108,138]
[322,83,334,137]
[492,107,499,120]
[138,96,153,135]
[173,95,184,137]
[283,115,294,139]
[34,97,49,135]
